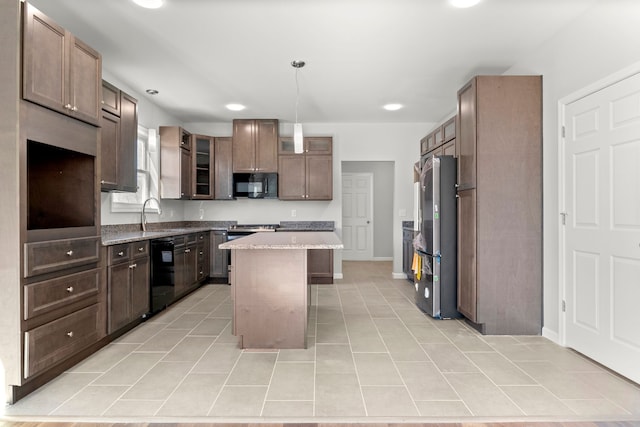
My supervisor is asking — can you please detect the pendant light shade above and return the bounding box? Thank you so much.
[294,123,304,154]
[292,60,305,154]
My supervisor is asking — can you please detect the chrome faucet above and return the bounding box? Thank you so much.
[141,197,161,232]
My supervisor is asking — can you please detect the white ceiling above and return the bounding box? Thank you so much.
[28,0,599,124]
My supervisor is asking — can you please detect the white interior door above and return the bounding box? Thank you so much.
[342,173,373,260]
[562,71,640,384]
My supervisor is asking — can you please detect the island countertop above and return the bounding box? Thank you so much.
[219,231,343,250]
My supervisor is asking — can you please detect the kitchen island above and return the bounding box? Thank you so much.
[219,231,343,349]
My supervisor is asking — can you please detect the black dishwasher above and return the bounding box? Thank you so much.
[150,238,175,314]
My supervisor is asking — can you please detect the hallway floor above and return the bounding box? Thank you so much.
[3,261,640,423]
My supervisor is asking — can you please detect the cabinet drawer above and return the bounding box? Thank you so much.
[130,241,149,259]
[196,232,208,243]
[24,304,101,379]
[24,236,100,278]
[186,233,197,245]
[108,243,130,264]
[24,268,100,320]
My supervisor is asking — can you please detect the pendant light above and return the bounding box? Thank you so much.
[292,60,305,154]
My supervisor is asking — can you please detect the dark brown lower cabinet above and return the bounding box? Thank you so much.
[175,235,198,298]
[308,249,333,284]
[210,230,229,282]
[196,231,210,281]
[456,189,476,321]
[107,241,149,333]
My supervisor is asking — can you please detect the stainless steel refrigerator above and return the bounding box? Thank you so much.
[415,155,460,319]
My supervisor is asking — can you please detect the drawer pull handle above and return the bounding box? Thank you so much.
[66,331,74,338]
[66,286,74,293]
[118,251,125,257]
[66,250,73,256]
[138,247,144,252]
[185,249,191,253]
[129,263,137,269]
[199,251,203,255]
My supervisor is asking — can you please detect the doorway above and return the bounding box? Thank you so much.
[560,66,640,384]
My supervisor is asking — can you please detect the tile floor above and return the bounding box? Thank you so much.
[3,261,640,423]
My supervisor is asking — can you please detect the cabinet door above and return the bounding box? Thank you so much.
[256,119,278,172]
[101,80,120,116]
[118,92,138,192]
[278,155,306,200]
[180,148,191,199]
[214,137,233,200]
[192,135,213,199]
[232,119,255,172]
[442,140,456,157]
[305,137,332,155]
[210,231,229,279]
[306,155,333,200]
[22,3,67,116]
[185,244,198,288]
[457,189,477,321]
[174,249,187,296]
[457,79,477,189]
[108,262,131,333]
[69,35,101,125]
[100,111,120,191]
[130,256,150,320]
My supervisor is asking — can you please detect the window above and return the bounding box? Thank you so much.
[111,125,160,212]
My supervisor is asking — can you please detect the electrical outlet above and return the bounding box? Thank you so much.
[291,209,297,217]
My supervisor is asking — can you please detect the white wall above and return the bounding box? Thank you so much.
[504,0,640,339]
[184,121,432,276]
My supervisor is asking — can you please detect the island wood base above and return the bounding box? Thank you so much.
[231,248,308,349]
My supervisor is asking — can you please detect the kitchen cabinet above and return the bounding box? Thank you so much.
[196,231,210,281]
[455,75,542,335]
[420,116,456,159]
[22,2,101,126]
[214,137,234,200]
[232,119,278,173]
[308,249,333,284]
[191,134,214,199]
[174,234,198,298]
[210,230,230,282]
[160,126,192,199]
[278,136,333,200]
[107,241,150,334]
[100,81,138,192]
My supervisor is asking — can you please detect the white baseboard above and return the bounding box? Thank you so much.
[392,272,408,279]
[542,327,560,344]
[333,273,343,280]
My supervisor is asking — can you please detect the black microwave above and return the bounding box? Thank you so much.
[232,173,278,198]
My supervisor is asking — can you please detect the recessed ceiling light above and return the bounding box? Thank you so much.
[449,0,481,8]
[146,89,159,95]
[226,103,246,111]
[132,0,163,9]
[383,103,403,111]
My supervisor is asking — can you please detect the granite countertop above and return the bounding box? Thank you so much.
[101,226,214,245]
[219,231,343,250]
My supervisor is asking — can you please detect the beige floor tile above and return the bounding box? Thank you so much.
[51,385,129,416]
[315,372,366,416]
[261,400,314,417]
[415,400,472,417]
[155,373,227,416]
[422,342,478,373]
[189,318,231,336]
[315,343,356,374]
[444,372,524,416]
[226,351,277,385]
[466,351,536,385]
[266,361,315,400]
[316,305,343,323]
[361,385,419,416]
[121,361,194,400]
[562,398,632,416]
[162,335,214,362]
[102,399,164,417]
[67,343,140,373]
[515,361,605,399]
[316,321,349,343]
[395,361,459,400]
[404,323,450,344]
[136,329,189,352]
[278,336,316,362]
[191,342,242,373]
[149,306,187,324]
[92,352,164,386]
[366,303,397,317]
[114,322,166,344]
[208,385,267,416]
[500,385,576,416]
[450,335,494,352]
[207,302,233,318]
[213,322,240,344]
[395,308,431,324]
[165,312,208,330]
[578,372,640,415]
[353,353,403,386]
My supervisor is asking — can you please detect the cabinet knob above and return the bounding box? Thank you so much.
[72,106,78,112]
[101,180,105,184]
[64,103,72,110]
[185,249,191,253]
[66,286,74,293]
[66,250,74,257]
[138,247,144,252]
[66,331,74,338]
[199,251,203,255]
[118,251,125,257]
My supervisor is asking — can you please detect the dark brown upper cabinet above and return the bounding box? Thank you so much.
[22,2,101,126]
[232,119,278,173]
[191,134,214,199]
[214,137,234,200]
[278,136,333,201]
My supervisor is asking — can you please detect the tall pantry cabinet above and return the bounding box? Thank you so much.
[456,75,542,335]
